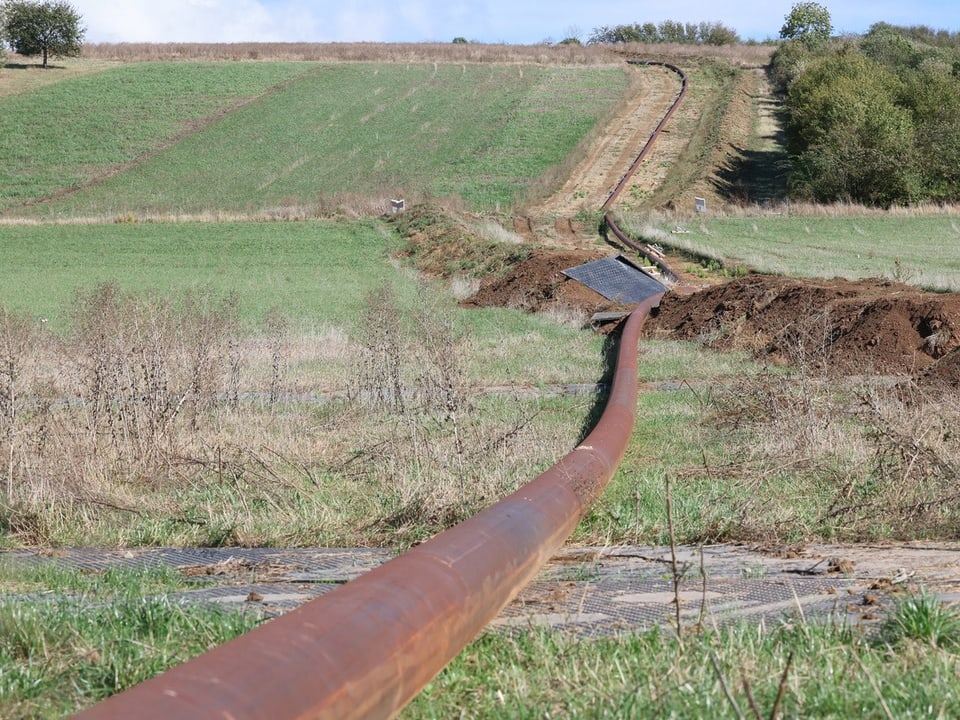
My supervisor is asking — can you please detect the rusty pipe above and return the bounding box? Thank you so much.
[602,61,687,211]
[600,60,686,283]
[71,294,661,720]
[73,57,685,720]
[604,214,680,284]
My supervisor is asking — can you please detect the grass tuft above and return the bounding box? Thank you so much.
[880,592,960,650]
[0,560,259,718]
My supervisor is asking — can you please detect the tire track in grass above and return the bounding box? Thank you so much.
[527,63,681,218]
[5,65,330,216]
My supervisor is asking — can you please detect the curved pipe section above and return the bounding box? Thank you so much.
[603,61,687,283]
[602,61,688,211]
[72,294,662,720]
[74,59,687,720]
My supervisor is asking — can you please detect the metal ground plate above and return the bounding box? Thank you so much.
[4,543,959,634]
[562,255,668,304]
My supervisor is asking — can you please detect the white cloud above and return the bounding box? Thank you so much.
[69,0,960,45]
[74,0,281,42]
[333,2,390,42]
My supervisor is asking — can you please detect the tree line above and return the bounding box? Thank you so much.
[774,22,960,206]
[588,21,740,46]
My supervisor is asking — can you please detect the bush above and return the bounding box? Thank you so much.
[777,25,960,206]
[785,50,920,205]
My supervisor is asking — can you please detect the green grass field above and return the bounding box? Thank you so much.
[0,62,314,212]
[629,213,960,291]
[7,62,628,218]
[0,219,401,328]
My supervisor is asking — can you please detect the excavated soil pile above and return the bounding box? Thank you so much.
[462,249,633,315]
[648,274,960,381]
[917,345,960,388]
[393,208,960,385]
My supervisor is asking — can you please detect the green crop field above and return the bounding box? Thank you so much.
[0,62,315,212]
[0,219,403,328]
[630,214,960,291]
[6,62,629,219]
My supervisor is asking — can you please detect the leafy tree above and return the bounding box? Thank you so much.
[658,20,693,44]
[780,2,832,47]
[589,24,650,44]
[700,22,741,46]
[1,0,84,67]
[778,23,960,205]
[588,19,739,46]
[896,63,960,201]
[786,51,918,205]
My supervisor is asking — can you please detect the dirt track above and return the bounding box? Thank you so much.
[526,63,684,219]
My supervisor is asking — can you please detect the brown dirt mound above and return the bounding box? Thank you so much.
[917,346,960,388]
[462,249,629,315]
[393,208,960,380]
[647,274,960,376]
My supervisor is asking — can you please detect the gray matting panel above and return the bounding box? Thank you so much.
[562,255,668,303]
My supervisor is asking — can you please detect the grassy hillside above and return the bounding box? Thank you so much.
[0,62,314,212]
[5,61,629,219]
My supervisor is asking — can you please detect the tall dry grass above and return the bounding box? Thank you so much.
[81,42,623,65]
[700,317,960,542]
[348,282,541,537]
[0,284,310,542]
[0,279,577,547]
[0,188,470,227]
[80,41,775,68]
[609,41,775,68]
[630,200,960,225]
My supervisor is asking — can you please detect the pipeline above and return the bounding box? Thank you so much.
[72,294,661,720]
[603,61,687,284]
[601,62,688,212]
[73,60,686,720]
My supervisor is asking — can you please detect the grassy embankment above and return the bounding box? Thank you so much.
[623,212,960,291]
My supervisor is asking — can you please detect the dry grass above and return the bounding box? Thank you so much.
[473,219,525,246]
[608,41,775,68]
[0,192,448,227]
[0,280,586,548]
[77,41,774,71]
[80,41,624,65]
[0,284,350,544]
[0,56,118,98]
[698,334,960,543]
[75,42,775,74]
[347,283,552,537]
[633,200,960,225]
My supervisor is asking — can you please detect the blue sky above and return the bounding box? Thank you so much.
[72,1,960,45]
